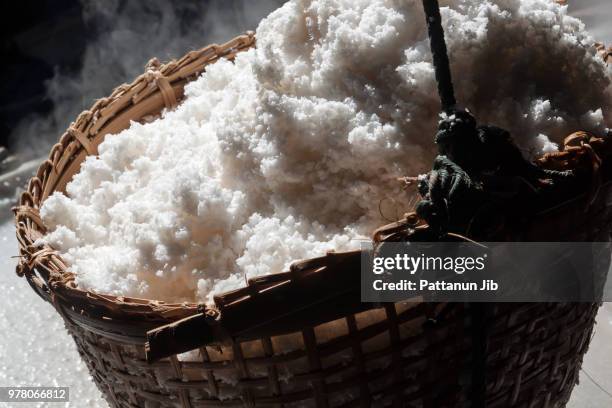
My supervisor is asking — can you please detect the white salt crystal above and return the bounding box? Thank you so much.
[535,134,559,154]
[39,0,611,304]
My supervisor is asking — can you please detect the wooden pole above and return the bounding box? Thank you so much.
[422,0,457,113]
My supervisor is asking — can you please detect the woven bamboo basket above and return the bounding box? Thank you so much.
[13,32,612,408]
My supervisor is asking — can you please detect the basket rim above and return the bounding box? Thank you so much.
[12,35,612,343]
[13,32,257,324]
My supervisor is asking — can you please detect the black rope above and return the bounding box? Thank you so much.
[422,0,457,113]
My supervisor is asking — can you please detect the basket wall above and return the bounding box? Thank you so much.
[13,33,610,407]
[63,301,599,408]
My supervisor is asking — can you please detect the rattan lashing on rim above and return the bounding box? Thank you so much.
[12,31,610,407]
[14,33,257,321]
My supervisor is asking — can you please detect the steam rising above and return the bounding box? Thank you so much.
[9,0,286,159]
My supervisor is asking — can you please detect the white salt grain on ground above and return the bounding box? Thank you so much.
[39,0,611,304]
[0,222,107,408]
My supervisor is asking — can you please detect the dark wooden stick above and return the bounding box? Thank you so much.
[146,312,217,362]
[422,0,457,113]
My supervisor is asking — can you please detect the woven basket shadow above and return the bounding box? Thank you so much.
[13,32,612,407]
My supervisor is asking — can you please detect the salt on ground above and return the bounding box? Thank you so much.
[39,0,611,304]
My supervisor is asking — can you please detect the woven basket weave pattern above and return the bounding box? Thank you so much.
[13,33,611,407]
[64,303,599,407]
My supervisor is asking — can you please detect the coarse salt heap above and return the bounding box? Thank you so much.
[39,0,611,303]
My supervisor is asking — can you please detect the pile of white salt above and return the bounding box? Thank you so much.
[39,0,611,304]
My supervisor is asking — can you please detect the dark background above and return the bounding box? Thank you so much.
[0,0,285,157]
[0,0,83,148]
